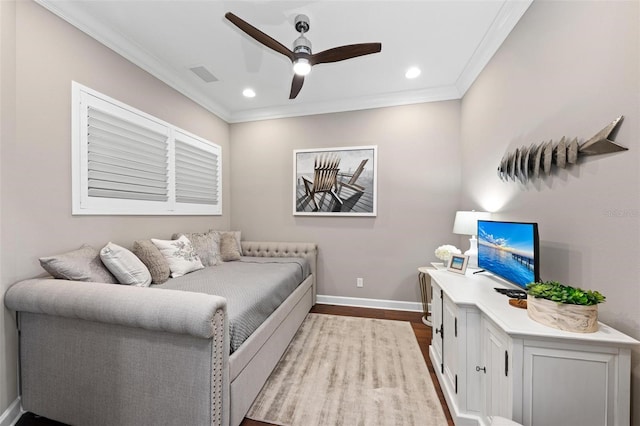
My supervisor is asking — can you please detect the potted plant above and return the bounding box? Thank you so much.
[525,281,606,333]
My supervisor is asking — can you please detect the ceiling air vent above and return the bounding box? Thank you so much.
[189,66,218,83]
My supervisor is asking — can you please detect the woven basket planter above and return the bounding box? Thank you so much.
[527,295,598,333]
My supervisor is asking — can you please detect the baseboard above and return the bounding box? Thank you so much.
[0,398,22,426]
[316,295,423,312]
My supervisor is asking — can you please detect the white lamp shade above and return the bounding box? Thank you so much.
[452,210,492,236]
[452,210,491,268]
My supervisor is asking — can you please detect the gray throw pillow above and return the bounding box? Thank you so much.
[210,230,242,261]
[132,240,171,284]
[220,233,241,262]
[171,230,220,267]
[39,244,118,284]
[100,242,152,287]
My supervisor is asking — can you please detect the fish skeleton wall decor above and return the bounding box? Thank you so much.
[498,116,628,183]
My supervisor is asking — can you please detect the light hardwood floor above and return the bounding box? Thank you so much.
[240,304,454,426]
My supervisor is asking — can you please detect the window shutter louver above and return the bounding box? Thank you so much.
[73,82,222,215]
[87,107,169,202]
[175,135,220,205]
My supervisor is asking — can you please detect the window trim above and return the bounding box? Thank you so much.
[72,82,222,216]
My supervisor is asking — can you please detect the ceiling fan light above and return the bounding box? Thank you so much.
[293,58,311,76]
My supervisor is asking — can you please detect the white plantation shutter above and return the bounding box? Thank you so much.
[87,107,169,202]
[73,82,222,215]
[175,133,220,205]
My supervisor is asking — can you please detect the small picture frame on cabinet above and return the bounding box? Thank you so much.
[447,254,469,275]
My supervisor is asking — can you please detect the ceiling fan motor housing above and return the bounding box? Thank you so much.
[293,35,311,55]
[293,14,311,55]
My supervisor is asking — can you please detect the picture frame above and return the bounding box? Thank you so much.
[293,145,377,216]
[447,254,469,274]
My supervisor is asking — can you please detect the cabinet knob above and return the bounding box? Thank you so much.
[476,366,486,373]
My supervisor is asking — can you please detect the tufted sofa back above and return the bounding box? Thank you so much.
[241,241,317,303]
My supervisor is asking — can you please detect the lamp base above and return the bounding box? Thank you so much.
[465,236,479,268]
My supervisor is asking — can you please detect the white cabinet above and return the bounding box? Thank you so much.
[429,281,482,425]
[464,310,483,414]
[521,342,623,426]
[431,281,443,362]
[480,317,512,424]
[427,269,637,426]
[442,294,458,393]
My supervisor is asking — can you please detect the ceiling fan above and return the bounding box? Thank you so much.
[225,12,382,99]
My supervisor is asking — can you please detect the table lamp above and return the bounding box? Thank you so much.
[453,210,491,268]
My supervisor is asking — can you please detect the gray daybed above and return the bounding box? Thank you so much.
[4,241,317,426]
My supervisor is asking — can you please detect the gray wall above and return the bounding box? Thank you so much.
[229,102,462,302]
[0,0,230,411]
[0,0,17,413]
[460,0,640,420]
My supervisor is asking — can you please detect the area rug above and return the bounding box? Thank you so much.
[247,313,448,426]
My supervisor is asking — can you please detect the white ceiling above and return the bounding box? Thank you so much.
[37,0,532,123]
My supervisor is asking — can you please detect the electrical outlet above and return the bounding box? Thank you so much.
[356,277,364,288]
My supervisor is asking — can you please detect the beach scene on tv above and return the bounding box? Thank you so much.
[477,221,536,287]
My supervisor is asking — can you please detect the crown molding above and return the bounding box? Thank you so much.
[36,0,530,124]
[455,0,533,96]
[228,85,462,123]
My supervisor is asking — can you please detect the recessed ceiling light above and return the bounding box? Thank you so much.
[242,88,256,98]
[405,67,421,79]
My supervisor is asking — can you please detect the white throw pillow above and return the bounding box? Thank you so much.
[151,235,204,278]
[100,242,152,287]
[170,230,220,267]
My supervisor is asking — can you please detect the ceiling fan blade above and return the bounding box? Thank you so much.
[310,43,381,65]
[289,75,305,99]
[225,12,294,61]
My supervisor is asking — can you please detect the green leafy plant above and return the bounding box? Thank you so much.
[526,281,606,306]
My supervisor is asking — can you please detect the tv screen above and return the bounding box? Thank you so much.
[477,220,540,288]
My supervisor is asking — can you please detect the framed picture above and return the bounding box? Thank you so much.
[447,254,469,275]
[293,145,377,216]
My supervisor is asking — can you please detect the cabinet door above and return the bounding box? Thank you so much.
[482,318,512,423]
[442,295,458,393]
[431,283,443,362]
[522,345,618,426]
[465,310,483,413]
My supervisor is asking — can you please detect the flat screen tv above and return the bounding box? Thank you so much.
[477,220,540,288]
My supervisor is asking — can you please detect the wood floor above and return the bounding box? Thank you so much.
[241,304,454,426]
[17,305,453,426]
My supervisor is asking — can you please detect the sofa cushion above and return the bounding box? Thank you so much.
[151,235,204,278]
[39,244,118,284]
[171,230,220,267]
[132,240,171,284]
[100,242,152,287]
[220,233,241,262]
